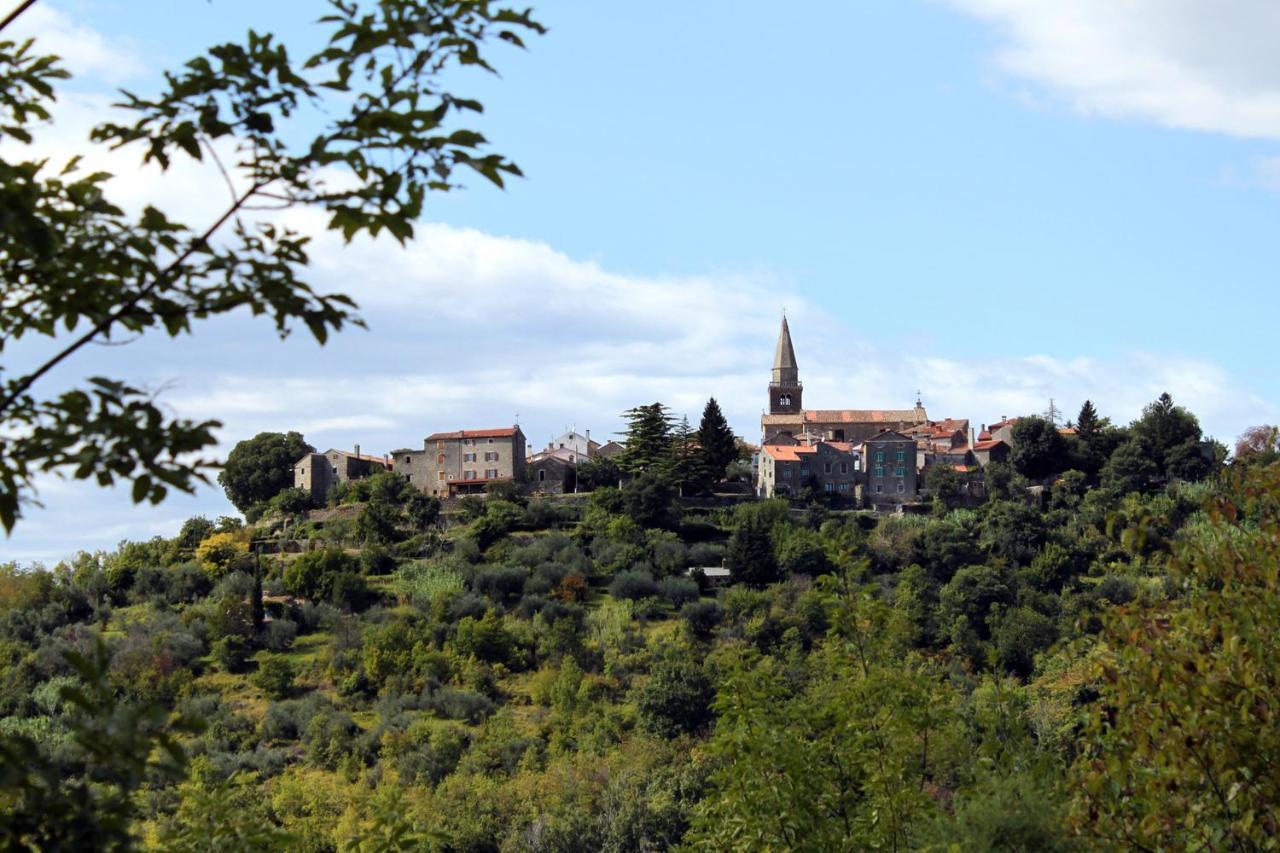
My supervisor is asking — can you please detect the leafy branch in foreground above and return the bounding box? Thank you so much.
[0,1,544,531]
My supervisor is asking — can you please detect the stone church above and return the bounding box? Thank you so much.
[760,316,929,445]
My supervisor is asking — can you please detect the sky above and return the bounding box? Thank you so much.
[4,0,1279,564]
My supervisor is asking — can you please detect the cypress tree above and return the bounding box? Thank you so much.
[726,515,779,587]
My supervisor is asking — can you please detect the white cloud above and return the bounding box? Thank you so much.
[944,0,1280,139]
[7,4,145,84]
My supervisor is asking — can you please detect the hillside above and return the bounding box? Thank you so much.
[2,458,1279,851]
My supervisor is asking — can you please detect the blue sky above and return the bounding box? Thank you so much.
[4,0,1279,563]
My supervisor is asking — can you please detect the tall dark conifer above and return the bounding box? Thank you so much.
[696,397,739,482]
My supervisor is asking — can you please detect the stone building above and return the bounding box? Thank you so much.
[863,429,918,506]
[759,317,929,445]
[294,446,391,501]
[543,429,599,459]
[757,440,861,500]
[393,426,527,497]
[528,453,576,494]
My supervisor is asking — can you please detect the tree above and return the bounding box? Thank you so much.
[668,415,706,496]
[0,2,545,531]
[1010,416,1070,481]
[218,431,313,513]
[1100,438,1159,495]
[618,403,674,474]
[696,397,739,483]
[1071,464,1280,849]
[1130,392,1211,481]
[1235,424,1280,466]
[725,514,779,587]
[925,464,967,513]
[636,648,715,739]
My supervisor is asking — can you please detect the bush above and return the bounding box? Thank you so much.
[359,545,396,576]
[473,566,528,608]
[253,655,296,699]
[283,549,363,606]
[428,688,495,724]
[609,571,660,601]
[660,576,701,608]
[636,649,715,738]
[262,619,298,652]
[681,600,723,640]
[212,635,251,673]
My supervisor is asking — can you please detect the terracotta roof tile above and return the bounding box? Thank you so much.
[426,427,522,441]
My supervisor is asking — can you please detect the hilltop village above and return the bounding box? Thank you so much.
[292,317,1040,511]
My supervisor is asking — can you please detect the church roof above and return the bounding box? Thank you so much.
[803,408,928,424]
[773,316,798,373]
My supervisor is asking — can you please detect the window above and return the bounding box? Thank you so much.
[840,462,848,474]
[485,451,498,461]
[875,483,883,493]
[897,481,906,494]
[438,471,445,481]
[464,438,475,446]
[824,482,835,493]
[895,465,906,477]
[463,470,477,481]
[331,466,338,475]
[436,441,444,450]
[824,462,832,474]
[874,465,884,478]
[800,467,810,477]
[875,451,885,463]
[485,468,499,479]
[464,452,477,462]
[404,456,411,464]
[538,469,546,482]
[437,454,445,464]
[896,450,906,463]
[488,438,494,444]
[838,482,850,493]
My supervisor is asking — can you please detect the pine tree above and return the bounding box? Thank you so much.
[697,397,739,483]
[619,403,675,474]
[1076,400,1102,441]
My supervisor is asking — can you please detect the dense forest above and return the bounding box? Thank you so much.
[2,397,1278,851]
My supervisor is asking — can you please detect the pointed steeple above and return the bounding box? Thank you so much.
[772,315,799,386]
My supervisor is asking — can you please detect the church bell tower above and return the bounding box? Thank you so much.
[769,315,803,415]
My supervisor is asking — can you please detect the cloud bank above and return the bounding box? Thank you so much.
[945,0,1280,139]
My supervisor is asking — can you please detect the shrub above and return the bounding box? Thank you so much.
[473,566,528,608]
[636,650,715,738]
[428,688,495,724]
[609,571,659,602]
[283,549,362,605]
[681,600,723,641]
[212,635,250,673]
[660,576,701,608]
[262,619,298,652]
[253,655,296,700]
[359,545,396,576]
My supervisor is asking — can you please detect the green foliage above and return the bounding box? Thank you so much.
[283,548,366,608]
[696,397,741,483]
[220,431,313,513]
[725,513,779,587]
[636,647,715,738]
[618,402,675,474]
[1071,464,1280,849]
[1011,416,1071,481]
[0,1,544,532]
[0,639,201,849]
[253,655,296,699]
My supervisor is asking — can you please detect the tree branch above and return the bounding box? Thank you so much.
[0,180,265,418]
[0,0,38,35]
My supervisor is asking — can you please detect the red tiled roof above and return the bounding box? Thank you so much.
[989,417,1019,430]
[1058,427,1078,436]
[762,441,857,461]
[978,430,992,441]
[426,427,522,441]
[804,409,925,424]
[973,439,1007,451]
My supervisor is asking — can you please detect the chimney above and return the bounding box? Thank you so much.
[586,429,591,442]
[354,443,360,458]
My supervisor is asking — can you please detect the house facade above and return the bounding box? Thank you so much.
[393,426,527,497]
[294,447,391,501]
[757,440,862,500]
[862,430,918,506]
